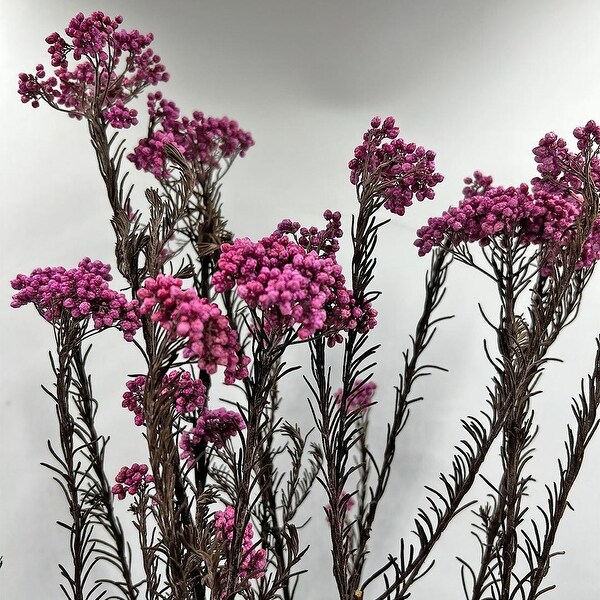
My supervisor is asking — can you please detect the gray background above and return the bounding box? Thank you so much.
[2,1,600,598]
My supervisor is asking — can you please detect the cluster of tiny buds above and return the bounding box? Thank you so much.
[462,171,493,198]
[573,120,600,152]
[18,11,168,125]
[112,463,153,500]
[122,375,146,426]
[179,408,246,463]
[349,116,443,216]
[213,506,266,581]
[213,230,374,344]
[415,165,600,273]
[128,94,254,180]
[137,275,249,384]
[274,210,343,257]
[10,257,141,340]
[103,100,139,129]
[122,370,207,427]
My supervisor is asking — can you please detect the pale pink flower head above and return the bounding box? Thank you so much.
[213,220,377,345]
[179,408,246,462]
[122,369,207,427]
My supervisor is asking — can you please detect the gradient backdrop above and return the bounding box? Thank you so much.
[2,1,600,598]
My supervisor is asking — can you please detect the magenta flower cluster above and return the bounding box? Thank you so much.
[179,408,246,461]
[349,116,443,216]
[212,226,376,345]
[112,463,153,500]
[122,375,146,426]
[128,91,254,180]
[122,370,207,426]
[10,257,141,340]
[137,275,249,383]
[335,379,377,413]
[18,11,168,126]
[213,506,266,582]
[530,121,600,194]
[274,209,344,258]
[414,170,591,259]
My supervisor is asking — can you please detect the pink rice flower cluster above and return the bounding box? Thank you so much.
[10,257,141,340]
[415,178,535,255]
[137,275,249,384]
[180,408,246,461]
[112,463,153,500]
[128,92,254,180]
[18,11,168,125]
[335,379,377,413]
[122,375,146,426]
[415,169,600,272]
[531,121,600,194]
[162,370,208,414]
[577,218,600,270]
[212,231,376,345]
[122,370,207,426]
[274,209,344,258]
[349,116,444,216]
[213,506,266,582]
[531,131,584,192]
[519,184,582,246]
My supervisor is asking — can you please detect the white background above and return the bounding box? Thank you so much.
[2,1,600,598]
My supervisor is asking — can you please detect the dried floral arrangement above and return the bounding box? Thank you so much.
[8,10,600,600]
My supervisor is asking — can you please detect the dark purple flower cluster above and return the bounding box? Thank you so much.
[10,257,141,340]
[18,11,168,126]
[213,506,266,582]
[179,407,246,461]
[212,228,376,345]
[137,275,249,383]
[112,463,153,500]
[122,370,207,426]
[128,92,254,180]
[349,116,443,216]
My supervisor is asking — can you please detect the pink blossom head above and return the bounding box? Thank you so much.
[128,93,254,181]
[112,463,153,500]
[137,275,249,383]
[180,408,246,463]
[349,116,443,215]
[213,506,266,581]
[10,257,141,340]
[531,120,600,194]
[122,369,207,426]
[212,221,377,345]
[18,11,168,125]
